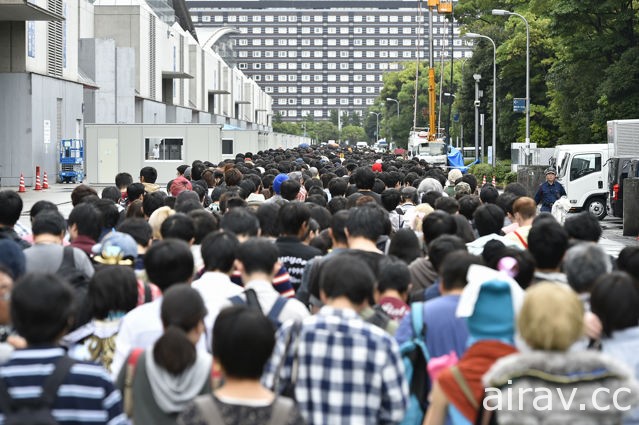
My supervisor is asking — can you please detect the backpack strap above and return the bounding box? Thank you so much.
[40,356,75,407]
[244,288,262,311]
[267,297,288,326]
[266,397,295,425]
[451,365,479,410]
[228,295,245,306]
[0,369,15,414]
[513,230,528,248]
[124,348,144,417]
[60,246,76,270]
[194,394,226,425]
[0,355,74,415]
[143,283,152,303]
[410,302,425,339]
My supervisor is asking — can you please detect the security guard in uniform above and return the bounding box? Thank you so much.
[534,167,567,212]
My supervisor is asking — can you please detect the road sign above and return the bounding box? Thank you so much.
[513,98,525,113]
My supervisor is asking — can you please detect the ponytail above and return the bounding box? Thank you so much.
[154,284,207,376]
[153,325,197,375]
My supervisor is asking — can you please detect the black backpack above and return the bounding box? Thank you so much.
[56,247,91,329]
[229,289,289,330]
[0,356,75,425]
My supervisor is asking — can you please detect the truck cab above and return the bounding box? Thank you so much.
[553,144,611,220]
[407,130,447,169]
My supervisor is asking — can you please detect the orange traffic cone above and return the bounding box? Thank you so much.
[482,175,487,186]
[18,173,26,193]
[35,167,42,191]
[42,171,49,189]
[492,176,496,186]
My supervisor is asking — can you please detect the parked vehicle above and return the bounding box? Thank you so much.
[606,120,639,218]
[551,143,611,220]
[407,129,447,169]
[58,139,85,184]
[607,157,638,218]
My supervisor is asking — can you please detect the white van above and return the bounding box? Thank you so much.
[551,143,611,220]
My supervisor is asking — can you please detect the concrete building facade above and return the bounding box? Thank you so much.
[188,0,471,122]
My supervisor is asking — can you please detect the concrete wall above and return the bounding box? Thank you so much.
[0,73,83,186]
[85,124,223,184]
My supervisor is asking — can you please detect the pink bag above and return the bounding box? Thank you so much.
[427,350,459,382]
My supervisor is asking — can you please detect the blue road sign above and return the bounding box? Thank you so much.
[513,98,525,113]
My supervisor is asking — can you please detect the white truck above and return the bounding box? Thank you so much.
[551,143,612,220]
[607,119,639,217]
[407,130,447,169]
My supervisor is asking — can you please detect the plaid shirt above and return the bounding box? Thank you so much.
[263,306,408,425]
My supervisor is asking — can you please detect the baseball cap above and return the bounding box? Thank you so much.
[545,167,557,175]
[92,231,138,265]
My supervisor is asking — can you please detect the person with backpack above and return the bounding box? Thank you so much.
[226,238,309,329]
[23,210,94,278]
[0,273,126,425]
[116,284,211,425]
[423,265,522,425]
[178,305,305,425]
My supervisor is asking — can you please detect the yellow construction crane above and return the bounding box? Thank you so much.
[424,0,452,140]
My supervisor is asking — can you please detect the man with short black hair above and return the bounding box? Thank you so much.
[68,203,102,257]
[397,251,482,359]
[528,220,569,284]
[0,190,30,249]
[275,202,322,291]
[534,167,566,212]
[263,254,408,424]
[0,273,126,424]
[229,238,308,326]
[139,166,160,193]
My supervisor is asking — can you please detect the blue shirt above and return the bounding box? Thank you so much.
[0,347,126,425]
[396,295,469,359]
[534,181,567,211]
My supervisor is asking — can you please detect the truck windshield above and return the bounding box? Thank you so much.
[418,142,446,156]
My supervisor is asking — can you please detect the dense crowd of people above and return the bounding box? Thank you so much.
[0,144,639,424]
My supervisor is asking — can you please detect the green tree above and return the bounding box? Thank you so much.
[341,125,367,143]
[313,121,339,143]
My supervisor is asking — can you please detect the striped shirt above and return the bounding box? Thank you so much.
[0,347,127,425]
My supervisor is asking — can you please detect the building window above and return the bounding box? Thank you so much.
[380,27,388,34]
[380,15,388,22]
[339,39,348,46]
[278,51,287,58]
[340,15,349,22]
[201,15,210,22]
[340,98,349,105]
[278,39,287,46]
[314,27,323,34]
[238,39,248,45]
[403,15,412,22]
[302,98,311,105]
[253,75,261,81]
[314,51,323,58]
[302,27,311,34]
[227,15,236,22]
[265,63,273,69]
[366,27,375,34]
[289,27,297,34]
[365,74,375,81]
[340,86,349,93]
[314,110,323,118]
[277,63,288,70]
[366,15,375,22]
[289,63,297,69]
[389,27,398,34]
[278,27,287,34]
[265,27,274,34]
[253,39,262,46]
[328,51,337,58]
[353,87,362,93]
[302,75,311,81]
[328,27,337,34]
[214,15,223,22]
[328,63,337,70]
[277,98,287,105]
[278,75,287,81]
[403,51,412,58]
[380,51,388,58]
[253,15,261,22]
[252,27,262,34]
[353,63,362,70]
[253,62,261,68]
[222,139,233,155]
[302,51,311,58]
[265,15,274,22]
[264,51,273,57]
[354,28,362,34]
[366,86,376,93]
[390,15,398,22]
[289,15,297,22]
[327,98,337,105]
[366,99,375,105]
[354,39,363,46]
[340,75,349,82]
[302,15,310,22]
[403,27,412,34]
[353,75,362,81]
[265,75,274,81]
[366,51,375,58]
[145,138,183,160]
[302,63,311,69]
[239,15,247,22]
[354,51,362,58]
[327,75,337,81]
[278,87,287,93]
[328,15,336,22]
[302,39,311,46]
[278,15,287,22]
[289,87,297,93]
[314,98,323,105]
[314,74,323,81]
[365,62,375,69]
[313,15,322,22]
[301,86,310,93]
[339,63,349,70]
[403,39,411,46]
[238,63,247,69]
[314,86,323,93]
[354,98,363,105]
[288,110,297,117]
[289,51,297,57]
[340,51,349,58]
[354,15,362,22]
[265,39,274,46]
[340,27,349,34]
[389,51,398,57]
[328,39,337,46]
[239,51,248,58]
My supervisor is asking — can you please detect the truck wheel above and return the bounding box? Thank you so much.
[586,198,607,220]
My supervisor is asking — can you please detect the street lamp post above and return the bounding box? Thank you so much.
[385,98,399,146]
[465,32,497,167]
[444,92,456,146]
[473,74,481,162]
[370,112,381,142]
[492,9,530,165]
